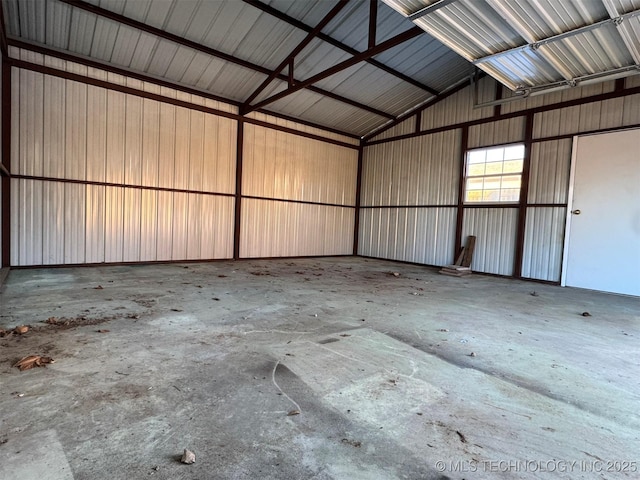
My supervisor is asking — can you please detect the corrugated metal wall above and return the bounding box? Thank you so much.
[361,75,640,281]
[9,47,357,266]
[241,124,358,258]
[359,130,460,266]
[10,64,237,265]
[461,208,518,276]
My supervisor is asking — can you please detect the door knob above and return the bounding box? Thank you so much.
[571,209,581,215]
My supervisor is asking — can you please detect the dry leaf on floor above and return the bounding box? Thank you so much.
[180,449,196,464]
[287,409,300,416]
[13,355,55,371]
[14,325,30,334]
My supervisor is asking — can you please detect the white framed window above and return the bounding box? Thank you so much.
[464,144,525,204]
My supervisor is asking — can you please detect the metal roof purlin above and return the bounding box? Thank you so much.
[407,0,459,21]
[243,26,425,114]
[58,0,393,120]
[240,0,351,110]
[473,8,640,69]
[603,1,640,64]
[242,0,439,96]
[368,0,378,49]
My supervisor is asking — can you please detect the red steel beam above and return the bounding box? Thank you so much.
[243,26,424,114]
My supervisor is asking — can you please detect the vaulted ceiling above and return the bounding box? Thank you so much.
[4,0,639,137]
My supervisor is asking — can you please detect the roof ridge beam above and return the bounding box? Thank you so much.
[59,0,394,119]
[241,0,350,110]
[242,0,439,96]
[243,26,424,114]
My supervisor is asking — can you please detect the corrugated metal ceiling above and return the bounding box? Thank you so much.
[383,0,640,96]
[5,0,637,137]
[4,0,474,136]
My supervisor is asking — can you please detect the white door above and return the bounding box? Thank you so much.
[562,128,640,296]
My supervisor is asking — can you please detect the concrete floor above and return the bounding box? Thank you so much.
[0,257,638,480]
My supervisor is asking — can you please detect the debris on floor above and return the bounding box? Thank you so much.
[287,409,300,416]
[97,329,110,333]
[439,265,472,277]
[93,285,104,290]
[456,431,467,443]
[581,311,592,317]
[180,449,196,464]
[530,291,539,297]
[469,352,476,357]
[13,355,55,371]
[341,438,362,447]
[14,325,30,334]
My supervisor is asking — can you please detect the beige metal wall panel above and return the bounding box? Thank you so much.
[532,93,640,139]
[43,74,66,178]
[104,186,124,263]
[157,101,176,189]
[13,179,43,266]
[64,182,86,264]
[124,95,143,186]
[85,184,105,264]
[522,207,566,282]
[106,89,126,184]
[421,77,495,131]
[11,57,239,266]
[171,191,189,261]
[200,195,235,260]
[468,117,526,149]
[621,93,640,125]
[87,86,107,183]
[203,115,237,195]
[122,188,142,262]
[502,81,616,115]
[361,130,460,207]
[18,69,43,176]
[245,112,359,146]
[188,111,205,192]
[626,75,640,89]
[462,208,518,276]
[528,140,572,204]
[240,199,354,258]
[186,194,203,260]
[142,99,160,188]
[42,181,65,265]
[242,124,358,205]
[358,207,456,266]
[65,79,87,181]
[139,189,158,262]
[370,116,416,141]
[156,190,174,261]
[174,106,191,190]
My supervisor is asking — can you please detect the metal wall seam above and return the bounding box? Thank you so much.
[461,208,519,276]
[521,207,566,282]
